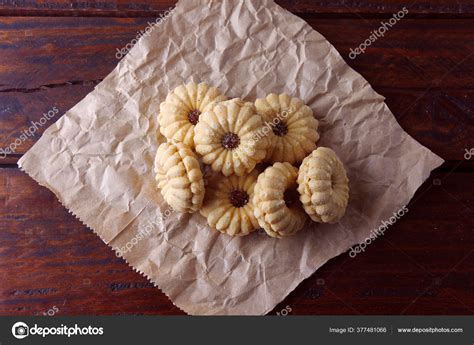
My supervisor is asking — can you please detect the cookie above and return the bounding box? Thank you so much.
[158,82,227,149]
[253,162,307,238]
[195,99,268,176]
[297,147,349,223]
[200,170,260,236]
[154,142,205,213]
[255,93,319,164]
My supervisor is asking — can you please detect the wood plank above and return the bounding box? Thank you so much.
[0,167,183,315]
[0,0,473,17]
[0,17,137,90]
[271,169,474,315]
[277,0,474,16]
[0,17,472,160]
[0,167,472,315]
[316,18,474,89]
[0,84,97,157]
[1,87,472,161]
[382,89,473,161]
[0,18,473,90]
[0,0,177,17]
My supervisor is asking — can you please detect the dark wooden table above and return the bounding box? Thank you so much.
[0,0,473,315]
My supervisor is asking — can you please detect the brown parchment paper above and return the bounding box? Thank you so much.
[18,0,444,315]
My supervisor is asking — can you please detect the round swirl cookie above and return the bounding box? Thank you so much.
[297,147,349,223]
[255,93,319,164]
[154,142,205,213]
[194,99,268,176]
[200,170,260,236]
[253,162,307,238]
[158,82,227,149]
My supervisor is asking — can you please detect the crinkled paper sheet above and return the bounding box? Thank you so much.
[18,0,444,315]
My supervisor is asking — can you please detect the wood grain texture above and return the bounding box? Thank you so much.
[0,18,472,159]
[1,88,471,161]
[0,167,183,315]
[0,85,97,158]
[1,18,473,90]
[276,0,474,16]
[0,167,472,315]
[0,0,473,17]
[271,168,474,315]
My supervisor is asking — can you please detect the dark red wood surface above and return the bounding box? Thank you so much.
[0,0,473,315]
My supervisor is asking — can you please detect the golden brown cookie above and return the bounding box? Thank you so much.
[255,93,319,164]
[194,99,268,176]
[200,170,260,236]
[158,82,227,149]
[297,147,349,223]
[253,162,307,238]
[154,142,205,213]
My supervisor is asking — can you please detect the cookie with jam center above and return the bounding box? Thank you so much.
[195,99,268,176]
[158,81,227,149]
[255,93,319,164]
[200,170,260,236]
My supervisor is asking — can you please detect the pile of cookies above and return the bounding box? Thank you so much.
[154,82,349,238]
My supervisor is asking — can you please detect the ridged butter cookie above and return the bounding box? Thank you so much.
[255,93,319,164]
[200,170,260,236]
[253,162,307,238]
[158,82,227,149]
[154,142,204,213]
[297,147,349,223]
[195,99,268,176]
